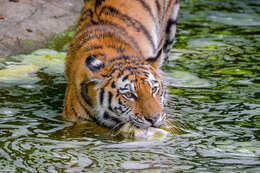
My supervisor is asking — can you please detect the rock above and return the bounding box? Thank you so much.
[0,0,83,58]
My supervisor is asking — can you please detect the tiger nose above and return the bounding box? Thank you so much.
[144,114,160,126]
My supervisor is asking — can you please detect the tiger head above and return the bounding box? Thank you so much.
[64,50,166,129]
[85,51,167,129]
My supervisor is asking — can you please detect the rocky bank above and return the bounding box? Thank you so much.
[0,0,83,58]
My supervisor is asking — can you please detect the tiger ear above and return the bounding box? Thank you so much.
[146,49,163,69]
[85,55,106,80]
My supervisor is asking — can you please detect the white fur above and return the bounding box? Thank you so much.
[172,2,180,21]
[91,58,103,67]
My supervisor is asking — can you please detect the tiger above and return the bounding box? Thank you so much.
[63,0,180,130]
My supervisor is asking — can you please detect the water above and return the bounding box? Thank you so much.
[0,0,260,172]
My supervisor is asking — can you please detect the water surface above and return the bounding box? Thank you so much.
[0,0,259,172]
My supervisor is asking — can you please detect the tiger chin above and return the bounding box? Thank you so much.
[63,0,180,132]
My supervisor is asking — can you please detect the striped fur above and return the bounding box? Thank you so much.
[63,0,180,129]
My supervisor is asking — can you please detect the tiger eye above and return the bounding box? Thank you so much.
[123,92,137,100]
[152,87,158,94]
[125,92,133,98]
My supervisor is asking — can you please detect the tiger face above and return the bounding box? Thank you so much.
[84,55,166,129]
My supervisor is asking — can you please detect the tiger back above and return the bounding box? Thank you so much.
[63,0,180,129]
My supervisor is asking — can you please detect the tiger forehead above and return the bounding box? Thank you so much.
[116,69,159,88]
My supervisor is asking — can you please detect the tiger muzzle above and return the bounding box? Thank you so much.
[144,112,165,128]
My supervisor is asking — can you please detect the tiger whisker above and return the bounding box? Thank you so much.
[129,125,136,139]
[112,121,124,131]
[110,122,125,136]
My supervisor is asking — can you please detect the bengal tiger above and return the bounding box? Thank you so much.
[63,0,180,130]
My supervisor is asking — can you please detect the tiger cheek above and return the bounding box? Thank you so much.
[132,100,139,113]
[122,96,133,107]
[126,97,141,117]
[121,96,137,113]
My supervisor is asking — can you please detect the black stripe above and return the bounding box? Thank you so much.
[113,61,142,67]
[75,30,107,49]
[99,6,156,52]
[163,38,175,51]
[108,91,113,111]
[99,22,142,55]
[71,101,92,121]
[155,0,161,15]
[117,66,148,78]
[76,21,103,36]
[72,26,142,58]
[103,112,121,124]
[80,83,93,107]
[122,75,129,81]
[146,48,162,62]
[71,32,114,58]
[106,44,126,53]
[95,0,106,7]
[135,0,156,23]
[142,71,150,77]
[111,81,116,88]
[74,25,114,46]
[84,45,103,53]
[109,68,119,77]
[109,55,131,63]
[76,92,96,119]
[118,98,123,106]
[75,23,142,56]
[165,19,177,34]
[119,87,129,91]
[79,9,94,23]
[109,62,145,78]
[99,88,105,105]
[116,89,120,97]
[72,29,105,53]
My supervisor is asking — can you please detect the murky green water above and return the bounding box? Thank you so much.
[0,0,260,172]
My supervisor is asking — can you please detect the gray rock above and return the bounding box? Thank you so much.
[0,0,83,58]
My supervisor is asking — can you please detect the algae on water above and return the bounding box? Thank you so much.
[163,70,213,88]
[19,49,66,73]
[0,64,39,83]
[11,49,66,73]
[0,49,66,84]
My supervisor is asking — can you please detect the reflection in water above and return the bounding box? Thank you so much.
[0,0,260,172]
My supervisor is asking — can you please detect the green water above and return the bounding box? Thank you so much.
[0,0,260,172]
